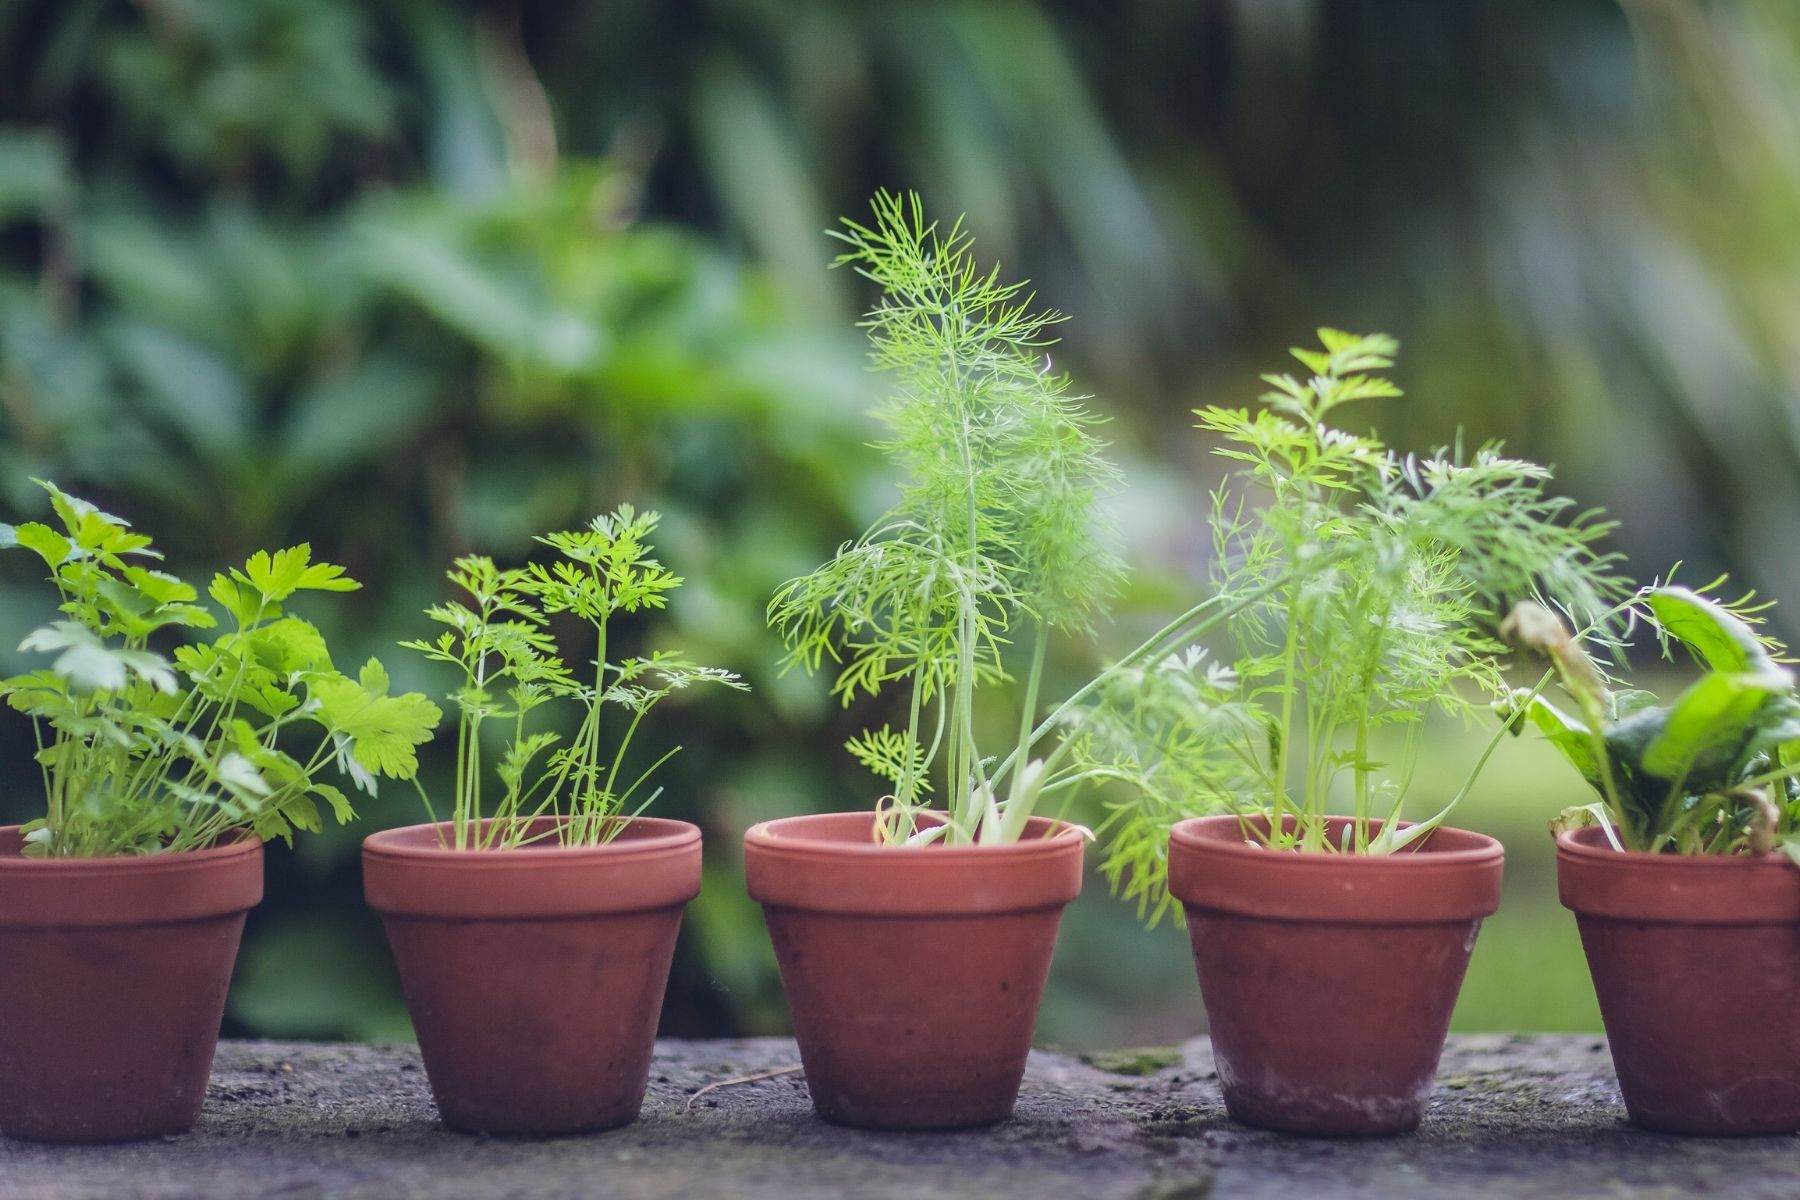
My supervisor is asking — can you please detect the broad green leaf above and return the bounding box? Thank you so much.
[1646,586,1773,673]
[122,567,197,605]
[10,522,71,569]
[311,783,354,825]
[18,622,178,695]
[1641,670,1793,781]
[216,753,273,798]
[310,661,442,780]
[238,617,333,675]
[210,573,275,627]
[235,547,313,603]
[1518,693,1604,788]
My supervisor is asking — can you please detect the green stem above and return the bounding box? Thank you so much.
[987,560,1340,799]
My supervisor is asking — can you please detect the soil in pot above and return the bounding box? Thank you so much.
[743,811,1086,1130]
[1557,824,1800,1135]
[363,816,700,1136]
[0,826,263,1144]
[1169,814,1503,1136]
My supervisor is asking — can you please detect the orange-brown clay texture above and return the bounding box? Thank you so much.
[1169,814,1503,1136]
[363,816,700,1136]
[0,826,263,1143]
[1557,824,1800,1135]
[744,812,1086,1130]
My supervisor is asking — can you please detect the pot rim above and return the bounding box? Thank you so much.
[1170,813,1504,866]
[743,811,1088,916]
[1168,814,1504,924]
[362,815,700,863]
[0,825,261,874]
[1554,823,1793,869]
[0,825,264,927]
[744,810,1090,859]
[363,816,703,919]
[1555,824,1800,923]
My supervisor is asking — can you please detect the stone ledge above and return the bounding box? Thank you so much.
[2,1035,1796,1199]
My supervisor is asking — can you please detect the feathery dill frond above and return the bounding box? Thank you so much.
[771,191,1123,843]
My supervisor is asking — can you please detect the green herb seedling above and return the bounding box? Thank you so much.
[775,195,1392,849]
[1067,333,1628,923]
[402,505,746,851]
[770,191,1131,847]
[0,480,441,857]
[1505,580,1800,859]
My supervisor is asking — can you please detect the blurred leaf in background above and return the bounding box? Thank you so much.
[3,0,1799,1044]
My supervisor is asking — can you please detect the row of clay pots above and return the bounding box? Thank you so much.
[1,813,1796,1143]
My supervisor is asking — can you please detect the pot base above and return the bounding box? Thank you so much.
[0,828,263,1145]
[1557,826,1800,1137]
[364,817,702,1138]
[744,812,1087,1131]
[1170,816,1504,1138]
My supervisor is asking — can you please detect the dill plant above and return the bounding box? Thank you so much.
[1069,332,1628,922]
[1505,581,1800,858]
[770,191,1128,846]
[0,481,441,857]
[402,505,745,851]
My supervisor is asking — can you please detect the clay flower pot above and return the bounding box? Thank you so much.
[363,816,699,1136]
[1556,825,1800,1134]
[1169,814,1503,1136]
[0,825,263,1143]
[743,811,1085,1130]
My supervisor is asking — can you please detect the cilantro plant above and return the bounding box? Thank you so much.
[1505,583,1800,859]
[0,481,441,858]
[402,505,745,851]
[1067,333,1627,922]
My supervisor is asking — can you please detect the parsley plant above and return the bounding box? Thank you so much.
[0,481,440,857]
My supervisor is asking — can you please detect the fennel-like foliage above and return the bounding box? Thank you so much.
[0,481,440,857]
[771,191,1125,846]
[402,505,745,850]
[1073,332,1627,923]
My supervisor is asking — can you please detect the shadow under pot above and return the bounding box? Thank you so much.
[1556,825,1800,1135]
[362,816,701,1136]
[744,812,1086,1130]
[1169,814,1503,1136]
[0,826,263,1144]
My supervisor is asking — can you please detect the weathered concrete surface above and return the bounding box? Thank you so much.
[2,1035,1796,1199]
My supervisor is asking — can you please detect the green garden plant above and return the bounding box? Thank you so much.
[769,191,1130,847]
[402,505,746,850]
[1505,583,1800,858]
[1069,332,1628,922]
[0,480,440,857]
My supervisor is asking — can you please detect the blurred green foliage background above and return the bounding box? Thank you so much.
[2,0,1795,1046]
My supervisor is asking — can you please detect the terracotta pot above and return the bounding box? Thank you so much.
[743,812,1085,1130]
[1169,814,1502,1136]
[363,816,699,1136]
[0,826,262,1143]
[1557,825,1800,1134]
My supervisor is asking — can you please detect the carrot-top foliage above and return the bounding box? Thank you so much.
[0,481,440,857]
[1069,333,1628,923]
[402,505,746,850]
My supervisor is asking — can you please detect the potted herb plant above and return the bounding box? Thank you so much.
[751,192,1131,1129]
[363,506,744,1136]
[0,481,438,1143]
[1067,334,1626,1135]
[1507,584,1800,1134]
